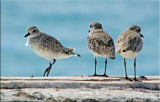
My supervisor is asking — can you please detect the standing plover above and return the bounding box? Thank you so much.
[116,25,143,81]
[87,22,115,76]
[24,26,81,76]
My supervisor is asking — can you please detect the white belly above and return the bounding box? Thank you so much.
[90,50,106,58]
[90,50,100,57]
[31,45,73,61]
[120,51,139,59]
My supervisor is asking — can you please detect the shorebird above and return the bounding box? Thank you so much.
[87,22,115,76]
[24,26,81,76]
[116,25,144,81]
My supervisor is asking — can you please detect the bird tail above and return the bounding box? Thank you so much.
[109,56,115,59]
[109,54,116,59]
[74,53,81,57]
[68,48,81,57]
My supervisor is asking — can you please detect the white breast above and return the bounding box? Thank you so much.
[31,44,73,61]
[31,45,52,60]
[119,51,139,59]
[90,50,107,58]
[90,50,100,57]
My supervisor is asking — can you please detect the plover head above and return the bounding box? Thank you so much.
[89,22,103,32]
[24,26,40,38]
[128,25,144,38]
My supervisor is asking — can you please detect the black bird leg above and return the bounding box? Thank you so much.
[124,58,132,81]
[134,58,139,81]
[102,58,108,77]
[46,59,56,76]
[93,56,97,76]
[43,59,56,76]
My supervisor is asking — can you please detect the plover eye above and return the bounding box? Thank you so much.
[33,30,36,33]
[137,29,140,32]
[97,26,101,29]
[90,25,92,28]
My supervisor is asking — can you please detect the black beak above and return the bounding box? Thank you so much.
[24,33,30,37]
[140,33,144,38]
[88,30,90,33]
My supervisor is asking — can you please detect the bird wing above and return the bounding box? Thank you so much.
[125,36,143,52]
[40,33,63,51]
[116,31,143,53]
[87,30,115,57]
[40,33,75,54]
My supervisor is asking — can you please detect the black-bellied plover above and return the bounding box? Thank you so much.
[24,26,81,76]
[116,25,143,81]
[87,22,115,76]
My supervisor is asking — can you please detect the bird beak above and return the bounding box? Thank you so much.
[24,33,30,37]
[88,30,90,33]
[140,33,144,38]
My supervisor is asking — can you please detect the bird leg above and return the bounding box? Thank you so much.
[43,62,51,76]
[43,59,56,76]
[93,56,98,76]
[46,59,56,76]
[124,58,132,81]
[134,58,140,81]
[101,58,108,77]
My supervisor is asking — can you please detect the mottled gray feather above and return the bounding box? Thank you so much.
[29,32,75,55]
[87,29,115,58]
[116,30,143,53]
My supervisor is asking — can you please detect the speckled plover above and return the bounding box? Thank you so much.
[87,22,115,76]
[24,26,81,76]
[116,25,143,81]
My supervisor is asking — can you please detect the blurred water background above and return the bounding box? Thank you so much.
[1,0,159,76]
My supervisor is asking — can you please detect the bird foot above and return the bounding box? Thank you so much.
[125,77,133,81]
[134,78,141,82]
[100,74,108,77]
[93,73,104,76]
[93,74,99,76]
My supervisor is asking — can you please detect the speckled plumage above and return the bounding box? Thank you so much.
[116,25,143,59]
[26,26,80,61]
[116,25,144,81]
[87,24,115,59]
[25,26,80,76]
[28,32,76,59]
[87,22,115,76]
